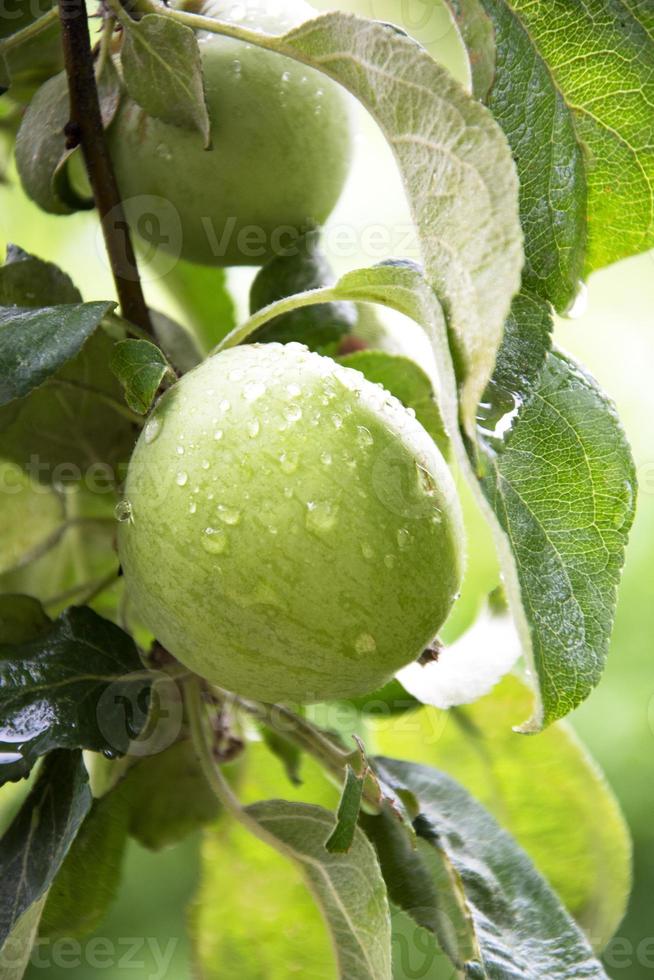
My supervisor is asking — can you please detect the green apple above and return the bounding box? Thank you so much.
[107,0,352,267]
[118,342,463,703]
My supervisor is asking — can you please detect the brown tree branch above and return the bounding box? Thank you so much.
[58,0,152,334]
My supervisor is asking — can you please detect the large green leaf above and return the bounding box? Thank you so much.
[0,751,92,949]
[173,8,523,431]
[477,345,636,728]
[372,757,608,978]
[0,605,151,784]
[373,675,631,950]
[0,302,114,406]
[247,800,392,980]
[0,245,81,307]
[448,0,654,306]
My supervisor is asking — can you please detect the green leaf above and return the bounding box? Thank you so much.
[39,788,130,940]
[0,327,136,482]
[14,71,92,215]
[249,232,355,352]
[373,674,631,951]
[244,12,524,432]
[120,14,211,146]
[109,338,173,415]
[156,259,236,354]
[338,349,449,457]
[0,301,114,406]
[247,800,392,979]
[325,765,364,854]
[0,605,151,784]
[121,740,220,851]
[0,245,81,306]
[0,750,92,949]
[448,0,654,300]
[390,904,454,980]
[477,347,636,728]
[372,757,608,978]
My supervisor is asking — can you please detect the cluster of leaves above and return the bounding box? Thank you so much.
[0,0,651,977]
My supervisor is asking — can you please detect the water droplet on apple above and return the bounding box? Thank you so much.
[220,399,231,413]
[320,452,333,466]
[244,381,266,402]
[331,413,343,429]
[384,554,395,568]
[202,527,228,554]
[201,459,210,470]
[176,471,188,487]
[397,527,410,549]
[115,499,132,523]
[285,403,302,423]
[214,429,223,441]
[278,451,298,474]
[176,445,185,455]
[356,425,373,449]
[306,500,338,533]
[248,418,260,438]
[361,542,374,559]
[217,504,241,525]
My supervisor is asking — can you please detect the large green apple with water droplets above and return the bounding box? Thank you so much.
[118,343,463,703]
[106,0,352,267]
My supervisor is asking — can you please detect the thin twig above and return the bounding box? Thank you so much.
[57,0,152,334]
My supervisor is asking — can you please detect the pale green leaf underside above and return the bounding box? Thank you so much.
[214,9,522,432]
[378,758,608,978]
[451,0,654,299]
[247,800,392,980]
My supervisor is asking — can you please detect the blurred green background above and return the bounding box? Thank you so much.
[1,1,652,976]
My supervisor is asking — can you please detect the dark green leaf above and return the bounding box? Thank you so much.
[120,14,210,146]
[374,757,608,978]
[247,800,392,979]
[477,347,636,729]
[0,327,136,482]
[338,349,449,456]
[0,606,151,784]
[150,309,203,374]
[0,301,114,406]
[96,51,122,132]
[109,338,173,415]
[249,232,356,352]
[325,765,365,854]
[39,788,129,940]
[0,750,92,949]
[0,245,81,306]
[448,0,654,303]
[122,740,220,851]
[14,71,92,214]
[156,259,236,354]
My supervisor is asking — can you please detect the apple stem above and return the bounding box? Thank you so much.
[57,0,153,335]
